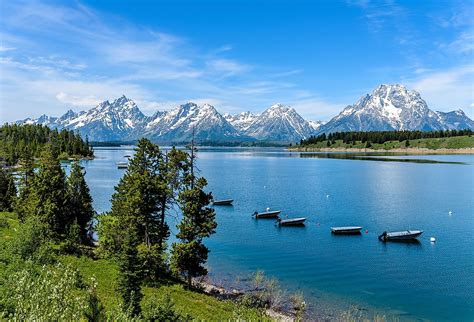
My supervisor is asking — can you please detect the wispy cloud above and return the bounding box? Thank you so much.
[206,59,251,76]
[405,65,474,117]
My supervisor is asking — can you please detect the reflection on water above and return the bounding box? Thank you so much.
[299,152,467,164]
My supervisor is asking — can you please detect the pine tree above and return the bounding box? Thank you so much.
[0,167,17,211]
[22,144,69,237]
[117,222,142,316]
[67,162,95,244]
[98,139,177,283]
[171,144,217,288]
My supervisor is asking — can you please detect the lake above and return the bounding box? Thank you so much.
[80,147,474,321]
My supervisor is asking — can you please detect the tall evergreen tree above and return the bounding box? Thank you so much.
[98,139,178,286]
[0,167,17,211]
[67,162,95,244]
[117,222,143,316]
[171,142,217,287]
[22,144,69,237]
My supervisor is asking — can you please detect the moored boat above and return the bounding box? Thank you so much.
[277,217,306,226]
[331,226,363,234]
[253,210,281,219]
[117,161,128,169]
[213,199,233,206]
[378,230,423,241]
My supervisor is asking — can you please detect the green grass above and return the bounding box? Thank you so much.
[0,212,19,239]
[0,212,267,320]
[298,135,474,150]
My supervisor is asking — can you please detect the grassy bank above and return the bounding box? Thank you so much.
[291,135,474,152]
[0,212,267,320]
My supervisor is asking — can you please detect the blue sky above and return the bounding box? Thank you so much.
[1,0,473,122]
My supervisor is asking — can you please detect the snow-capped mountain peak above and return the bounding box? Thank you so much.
[244,103,314,141]
[224,111,258,131]
[317,84,473,134]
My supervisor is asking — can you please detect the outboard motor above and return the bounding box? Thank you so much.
[378,231,388,241]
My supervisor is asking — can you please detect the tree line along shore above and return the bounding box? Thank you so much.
[290,130,474,153]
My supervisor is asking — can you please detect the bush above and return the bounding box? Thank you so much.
[138,243,168,284]
[142,292,193,321]
[0,263,87,320]
[240,271,284,310]
[0,218,9,229]
[7,217,56,264]
[237,293,267,309]
[58,151,70,160]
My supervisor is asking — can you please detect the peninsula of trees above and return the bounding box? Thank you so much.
[0,124,94,166]
[294,130,474,152]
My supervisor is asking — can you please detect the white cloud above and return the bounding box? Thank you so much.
[206,59,251,76]
[0,46,15,52]
[406,65,474,117]
[55,92,101,107]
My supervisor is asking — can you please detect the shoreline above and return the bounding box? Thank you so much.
[196,279,294,321]
[288,147,474,154]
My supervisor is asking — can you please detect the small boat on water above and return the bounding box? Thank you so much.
[277,217,306,226]
[378,230,423,241]
[117,161,128,169]
[213,199,233,206]
[331,226,363,234]
[253,210,281,219]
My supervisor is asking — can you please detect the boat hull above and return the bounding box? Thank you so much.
[254,210,281,219]
[278,218,306,226]
[379,230,423,241]
[213,199,233,205]
[331,226,363,234]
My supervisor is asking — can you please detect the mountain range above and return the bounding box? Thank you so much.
[17,84,474,142]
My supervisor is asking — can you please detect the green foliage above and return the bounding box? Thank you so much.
[6,216,56,265]
[137,243,168,282]
[117,224,143,316]
[84,278,106,322]
[21,144,70,237]
[0,123,93,166]
[67,162,96,244]
[95,212,122,258]
[142,292,193,321]
[172,176,217,287]
[290,292,307,321]
[300,129,474,146]
[61,219,82,254]
[99,139,171,258]
[0,168,16,212]
[1,263,87,321]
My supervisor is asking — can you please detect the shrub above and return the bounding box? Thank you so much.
[0,217,9,229]
[7,217,56,264]
[142,292,193,321]
[0,263,87,320]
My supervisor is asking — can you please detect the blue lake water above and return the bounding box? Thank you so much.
[80,147,474,321]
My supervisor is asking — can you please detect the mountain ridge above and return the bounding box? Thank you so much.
[16,84,474,142]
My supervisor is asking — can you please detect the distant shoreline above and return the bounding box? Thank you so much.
[288,147,474,154]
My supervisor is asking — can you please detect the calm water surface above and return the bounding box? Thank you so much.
[81,147,474,321]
